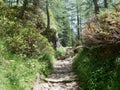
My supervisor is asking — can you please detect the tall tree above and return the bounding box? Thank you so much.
[50,0,74,46]
[46,0,50,31]
[75,0,83,40]
[93,0,99,14]
[19,0,28,19]
[76,1,80,40]
[16,0,19,5]
[104,0,108,8]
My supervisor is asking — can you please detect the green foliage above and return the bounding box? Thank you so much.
[55,47,66,57]
[82,6,120,50]
[6,28,54,58]
[0,52,53,90]
[0,5,55,58]
[97,9,120,33]
[0,5,55,90]
[0,0,4,5]
[50,0,75,46]
[48,9,57,31]
[73,48,120,90]
[76,5,120,90]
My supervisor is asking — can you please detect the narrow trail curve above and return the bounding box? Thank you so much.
[32,57,80,90]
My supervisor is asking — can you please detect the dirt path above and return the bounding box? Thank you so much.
[32,57,80,90]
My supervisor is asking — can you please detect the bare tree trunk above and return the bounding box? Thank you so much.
[46,0,50,31]
[76,5,80,40]
[16,0,19,5]
[19,0,28,19]
[56,32,61,48]
[79,13,82,41]
[93,0,99,14]
[104,0,108,8]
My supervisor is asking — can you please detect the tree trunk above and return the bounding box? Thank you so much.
[79,13,82,41]
[33,0,40,14]
[104,0,108,8]
[46,0,50,31]
[76,5,80,40]
[16,0,19,5]
[56,32,61,48]
[19,0,28,19]
[93,0,99,14]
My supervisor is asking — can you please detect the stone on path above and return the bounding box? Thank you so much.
[32,57,80,90]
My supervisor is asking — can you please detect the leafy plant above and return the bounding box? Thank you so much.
[0,4,55,90]
[73,48,120,90]
[55,47,66,57]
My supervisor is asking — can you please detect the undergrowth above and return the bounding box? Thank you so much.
[73,48,120,90]
[74,6,120,90]
[0,42,53,90]
[0,4,55,90]
[55,47,66,57]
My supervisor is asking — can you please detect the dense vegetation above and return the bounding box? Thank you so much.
[0,0,120,90]
[73,48,120,90]
[0,2,55,90]
[73,5,120,90]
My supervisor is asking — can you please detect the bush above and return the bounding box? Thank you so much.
[55,47,66,57]
[82,7,120,50]
[0,5,55,90]
[73,48,120,90]
[0,52,54,90]
[0,39,55,90]
[75,7,120,90]
[0,5,54,58]
[6,27,54,58]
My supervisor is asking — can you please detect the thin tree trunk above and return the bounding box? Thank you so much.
[16,0,19,5]
[93,0,99,14]
[46,0,50,31]
[79,13,82,41]
[76,5,80,40]
[19,0,28,19]
[104,0,108,8]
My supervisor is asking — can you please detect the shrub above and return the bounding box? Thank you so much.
[6,27,54,58]
[73,48,120,90]
[0,52,54,90]
[75,7,120,90]
[0,4,55,90]
[82,7,120,50]
[0,38,55,90]
[0,5,54,58]
[55,47,66,57]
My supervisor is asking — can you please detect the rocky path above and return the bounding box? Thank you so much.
[32,57,80,90]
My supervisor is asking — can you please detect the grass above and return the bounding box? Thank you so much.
[55,47,66,57]
[0,4,56,90]
[0,39,55,90]
[73,48,120,90]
